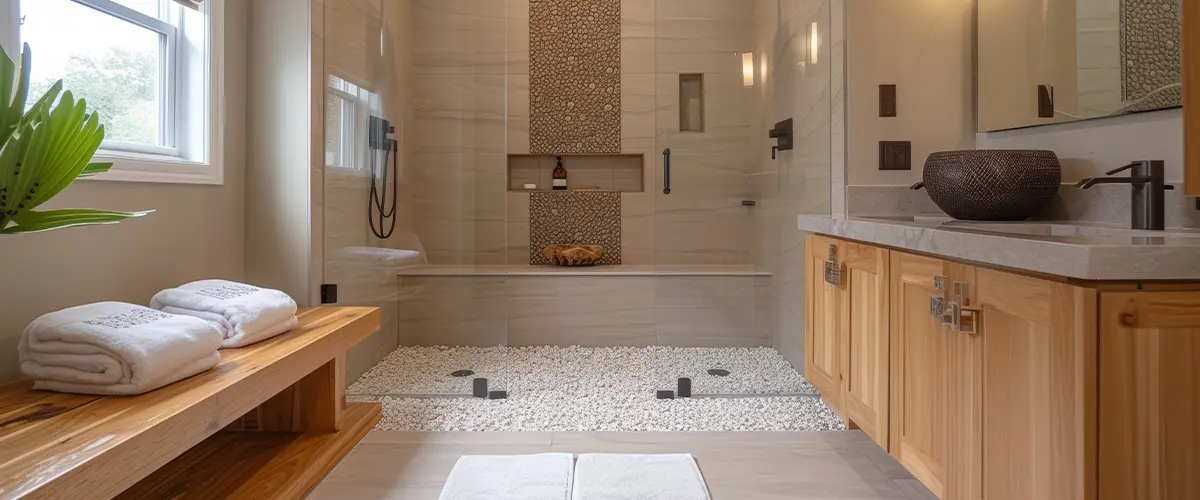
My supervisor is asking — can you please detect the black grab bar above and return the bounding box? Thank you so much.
[663,148,671,195]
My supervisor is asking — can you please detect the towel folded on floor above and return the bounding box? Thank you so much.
[19,302,223,396]
[572,454,711,500]
[151,279,299,348]
[439,453,575,500]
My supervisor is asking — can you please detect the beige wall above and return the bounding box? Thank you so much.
[977,109,1185,182]
[245,0,316,303]
[845,0,975,186]
[0,0,249,383]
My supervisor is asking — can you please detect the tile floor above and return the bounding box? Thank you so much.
[309,430,937,499]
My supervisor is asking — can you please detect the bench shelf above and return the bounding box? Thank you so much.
[0,307,381,500]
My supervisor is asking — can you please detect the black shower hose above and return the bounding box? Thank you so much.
[369,139,398,240]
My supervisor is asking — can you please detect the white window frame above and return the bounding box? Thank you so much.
[325,75,379,176]
[1,0,225,185]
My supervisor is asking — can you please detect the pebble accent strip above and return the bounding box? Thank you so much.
[347,346,844,432]
[529,0,622,154]
[529,191,622,265]
[1120,0,1181,104]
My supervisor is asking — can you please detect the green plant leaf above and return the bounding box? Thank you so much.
[3,208,152,234]
[0,45,152,235]
[77,162,114,178]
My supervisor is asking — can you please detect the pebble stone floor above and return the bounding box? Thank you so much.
[347,346,846,432]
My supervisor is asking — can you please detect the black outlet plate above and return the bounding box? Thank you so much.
[879,141,912,171]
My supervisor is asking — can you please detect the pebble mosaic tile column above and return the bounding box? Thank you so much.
[529,0,622,154]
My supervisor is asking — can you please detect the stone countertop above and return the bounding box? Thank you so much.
[797,215,1200,281]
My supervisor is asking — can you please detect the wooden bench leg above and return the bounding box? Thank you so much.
[231,355,346,433]
[296,354,345,433]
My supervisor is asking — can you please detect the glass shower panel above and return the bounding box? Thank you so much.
[322,0,407,385]
[755,0,834,375]
[326,0,511,394]
[654,0,833,393]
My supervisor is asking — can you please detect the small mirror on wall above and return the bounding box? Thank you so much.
[978,0,1182,132]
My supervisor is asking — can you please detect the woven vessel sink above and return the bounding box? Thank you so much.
[917,150,1061,221]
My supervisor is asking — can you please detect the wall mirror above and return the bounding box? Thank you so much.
[978,0,1182,132]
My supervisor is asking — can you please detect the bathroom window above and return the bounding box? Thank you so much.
[325,75,380,171]
[1,0,226,184]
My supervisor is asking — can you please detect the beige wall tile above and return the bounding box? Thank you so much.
[621,0,656,74]
[412,0,507,75]
[621,73,657,151]
[507,74,531,154]
[399,276,508,346]
[506,0,530,74]
[506,277,657,346]
[620,212,656,265]
[655,276,768,347]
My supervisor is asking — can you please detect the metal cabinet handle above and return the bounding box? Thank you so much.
[951,303,982,335]
[823,244,842,286]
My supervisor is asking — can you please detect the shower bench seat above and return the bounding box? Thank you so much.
[0,307,381,500]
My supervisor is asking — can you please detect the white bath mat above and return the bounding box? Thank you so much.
[572,453,711,500]
[438,453,575,500]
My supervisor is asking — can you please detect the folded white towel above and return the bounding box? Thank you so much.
[572,454,711,500]
[439,453,575,500]
[150,279,299,348]
[19,302,223,396]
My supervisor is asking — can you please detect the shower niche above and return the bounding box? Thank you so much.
[507,154,646,192]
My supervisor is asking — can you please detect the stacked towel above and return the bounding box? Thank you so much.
[151,280,298,348]
[19,302,223,396]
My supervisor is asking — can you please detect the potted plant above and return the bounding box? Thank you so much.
[0,44,150,234]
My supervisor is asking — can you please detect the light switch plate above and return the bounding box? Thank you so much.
[879,84,897,117]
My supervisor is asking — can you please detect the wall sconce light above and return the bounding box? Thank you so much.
[742,52,755,87]
[809,22,820,65]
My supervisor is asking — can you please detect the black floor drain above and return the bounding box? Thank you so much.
[450,369,475,377]
[707,369,731,377]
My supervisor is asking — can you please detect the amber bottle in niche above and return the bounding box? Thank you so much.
[552,156,568,190]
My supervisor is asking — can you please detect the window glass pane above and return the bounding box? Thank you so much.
[21,0,165,147]
[325,93,346,167]
[112,0,165,19]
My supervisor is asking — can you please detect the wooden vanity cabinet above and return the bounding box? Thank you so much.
[806,236,1199,500]
[805,235,843,411]
[804,235,891,448]
[1098,292,1200,500]
[967,268,1097,500]
[888,251,953,497]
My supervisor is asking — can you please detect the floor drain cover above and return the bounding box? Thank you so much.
[450,370,475,377]
[707,369,731,377]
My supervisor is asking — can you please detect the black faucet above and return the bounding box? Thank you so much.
[1076,160,1174,230]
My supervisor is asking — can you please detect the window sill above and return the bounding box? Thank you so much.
[82,150,224,186]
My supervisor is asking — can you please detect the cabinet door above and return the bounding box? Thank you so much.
[1099,292,1200,500]
[805,234,841,409]
[839,241,890,449]
[889,251,951,498]
[972,268,1096,500]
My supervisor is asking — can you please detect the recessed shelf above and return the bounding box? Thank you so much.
[507,154,645,192]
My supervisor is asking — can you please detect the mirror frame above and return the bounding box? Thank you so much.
[1187,0,1199,194]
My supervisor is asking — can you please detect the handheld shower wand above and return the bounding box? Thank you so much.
[368,116,398,240]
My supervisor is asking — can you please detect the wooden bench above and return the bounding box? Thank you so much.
[0,307,382,500]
